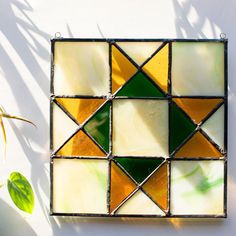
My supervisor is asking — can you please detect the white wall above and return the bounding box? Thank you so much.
[0,0,236,235]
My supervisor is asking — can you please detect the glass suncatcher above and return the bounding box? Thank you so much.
[50,38,228,218]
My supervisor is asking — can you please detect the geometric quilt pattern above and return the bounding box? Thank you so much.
[50,39,227,218]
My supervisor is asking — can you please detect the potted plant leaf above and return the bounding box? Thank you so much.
[0,106,35,214]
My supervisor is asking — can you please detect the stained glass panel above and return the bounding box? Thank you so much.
[50,39,227,218]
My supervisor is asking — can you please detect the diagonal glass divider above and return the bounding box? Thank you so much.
[199,102,225,155]
[112,42,140,68]
[111,43,138,94]
[114,157,164,183]
[52,96,80,126]
[199,100,224,126]
[199,129,225,156]
[112,68,167,98]
[112,42,168,97]
[50,39,227,217]
[169,100,196,155]
[52,99,112,156]
[171,127,199,157]
[171,127,225,158]
[112,158,168,214]
[173,97,224,126]
[51,95,108,126]
[139,42,168,68]
[170,98,225,157]
[109,161,137,213]
[84,102,110,153]
[141,42,169,94]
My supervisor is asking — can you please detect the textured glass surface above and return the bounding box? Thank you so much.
[174,131,222,158]
[201,105,224,149]
[116,71,164,97]
[84,102,110,152]
[52,103,78,151]
[112,45,137,94]
[170,101,196,153]
[142,162,168,211]
[53,159,108,213]
[142,43,169,93]
[54,42,110,96]
[116,190,165,215]
[172,42,224,96]
[171,160,224,215]
[51,39,227,218]
[112,99,168,156]
[114,157,164,183]
[173,98,223,124]
[116,42,162,66]
[110,162,137,213]
[56,130,106,157]
[55,98,105,124]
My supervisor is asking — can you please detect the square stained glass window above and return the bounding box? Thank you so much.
[50,39,227,218]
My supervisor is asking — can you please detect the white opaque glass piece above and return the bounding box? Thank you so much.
[112,99,168,157]
[116,42,162,65]
[54,42,110,96]
[53,159,108,214]
[171,160,224,215]
[53,103,78,151]
[116,190,165,215]
[172,42,224,96]
[201,105,224,149]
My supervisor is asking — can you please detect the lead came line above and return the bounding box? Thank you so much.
[50,39,228,218]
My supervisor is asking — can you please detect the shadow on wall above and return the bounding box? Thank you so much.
[0,199,37,235]
[0,0,52,232]
[0,1,78,235]
[54,1,236,235]
[172,0,236,230]
[173,0,235,38]
[172,0,236,93]
[0,0,236,235]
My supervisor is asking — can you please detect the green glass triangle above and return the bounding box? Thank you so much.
[116,72,164,97]
[84,102,110,153]
[114,157,164,183]
[170,102,196,154]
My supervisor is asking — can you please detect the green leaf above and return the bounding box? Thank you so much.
[7,172,34,214]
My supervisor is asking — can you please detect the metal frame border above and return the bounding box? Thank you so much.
[50,38,228,218]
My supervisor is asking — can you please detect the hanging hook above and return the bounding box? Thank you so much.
[220,32,226,40]
[54,32,62,39]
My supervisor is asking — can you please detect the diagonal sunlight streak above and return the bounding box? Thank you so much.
[0,0,51,227]
[0,0,50,98]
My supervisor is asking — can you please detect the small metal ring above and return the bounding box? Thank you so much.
[220,32,226,39]
[54,32,62,38]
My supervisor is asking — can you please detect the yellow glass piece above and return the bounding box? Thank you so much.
[110,162,137,213]
[116,42,162,66]
[173,98,223,124]
[142,43,169,93]
[53,102,78,151]
[175,131,222,158]
[56,130,106,157]
[53,158,108,213]
[55,98,105,124]
[112,45,137,94]
[54,42,109,96]
[142,163,168,211]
